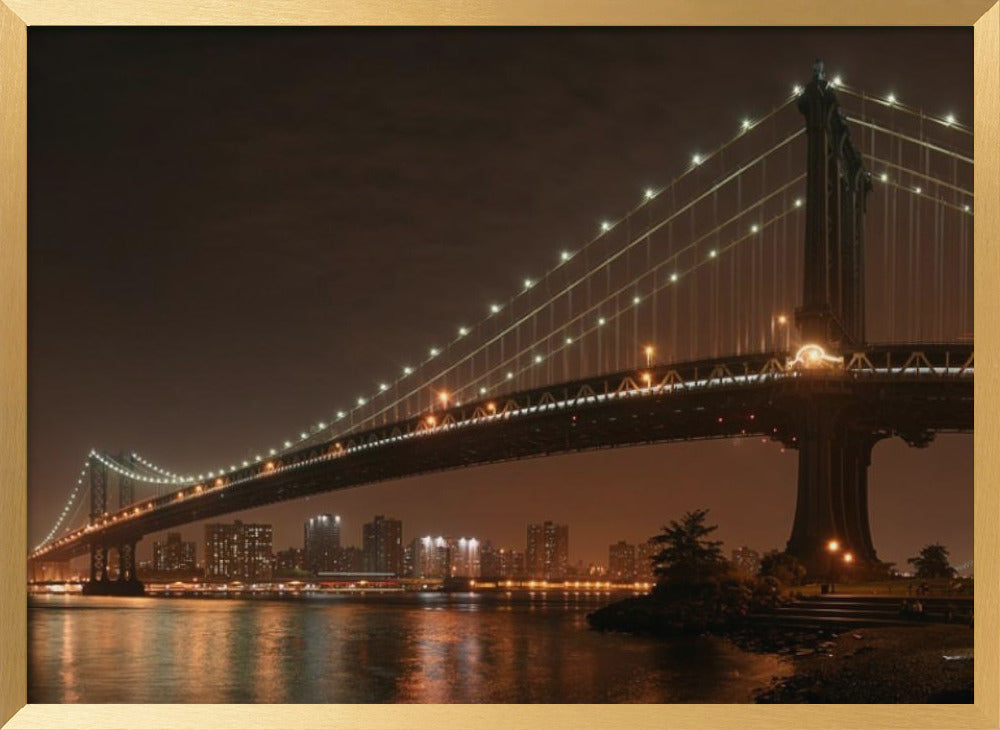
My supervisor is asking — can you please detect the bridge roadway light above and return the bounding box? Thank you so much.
[843,552,854,564]
[644,189,655,200]
[561,250,572,261]
[507,371,514,379]
[827,540,840,553]
[709,249,717,259]
[945,113,956,126]
[691,154,702,166]
[601,221,612,232]
[524,279,533,290]
[490,304,501,314]
[880,173,888,182]
[886,93,896,105]
[644,346,654,366]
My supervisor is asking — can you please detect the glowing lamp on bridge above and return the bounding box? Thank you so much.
[827,540,840,553]
[789,344,844,370]
[426,415,437,427]
[486,402,496,413]
[264,461,275,472]
[641,372,652,386]
[843,552,854,564]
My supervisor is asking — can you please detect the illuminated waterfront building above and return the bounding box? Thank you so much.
[304,514,341,573]
[152,532,197,573]
[526,521,569,579]
[635,538,658,582]
[204,521,273,582]
[362,515,403,576]
[608,540,636,582]
[450,537,481,578]
[411,536,450,578]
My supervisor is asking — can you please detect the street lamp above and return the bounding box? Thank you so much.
[826,539,841,594]
[644,345,654,367]
[773,313,790,351]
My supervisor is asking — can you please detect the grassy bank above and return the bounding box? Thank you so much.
[755,624,974,703]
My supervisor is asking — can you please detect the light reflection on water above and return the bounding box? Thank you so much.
[29,593,790,703]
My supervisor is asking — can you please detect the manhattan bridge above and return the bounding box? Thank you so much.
[29,62,973,592]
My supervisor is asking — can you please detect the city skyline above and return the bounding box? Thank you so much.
[27,28,972,571]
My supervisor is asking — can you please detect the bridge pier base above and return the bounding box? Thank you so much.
[83,539,145,596]
[786,403,885,578]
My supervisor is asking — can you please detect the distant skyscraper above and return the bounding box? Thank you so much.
[362,515,403,575]
[635,538,658,582]
[411,536,450,578]
[275,547,304,577]
[152,532,196,573]
[608,541,637,582]
[480,540,501,577]
[204,521,273,582]
[450,537,481,578]
[526,521,569,579]
[732,547,762,577]
[304,514,341,573]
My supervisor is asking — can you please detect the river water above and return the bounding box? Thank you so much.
[28,592,790,703]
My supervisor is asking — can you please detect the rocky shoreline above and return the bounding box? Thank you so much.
[588,596,974,703]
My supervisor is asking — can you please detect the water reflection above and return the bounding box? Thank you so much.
[29,593,789,703]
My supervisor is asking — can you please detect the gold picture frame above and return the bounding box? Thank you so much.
[1,2,997,728]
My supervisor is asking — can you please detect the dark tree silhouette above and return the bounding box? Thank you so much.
[907,543,956,579]
[650,508,727,583]
[759,550,807,586]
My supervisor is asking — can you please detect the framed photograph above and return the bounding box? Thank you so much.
[1,2,997,729]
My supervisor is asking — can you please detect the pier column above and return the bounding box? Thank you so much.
[785,402,883,576]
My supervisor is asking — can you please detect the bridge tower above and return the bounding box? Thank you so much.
[786,61,881,577]
[795,59,872,348]
[87,456,109,584]
[82,452,144,596]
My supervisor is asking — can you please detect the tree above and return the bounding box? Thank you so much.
[907,543,956,579]
[650,508,727,584]
[759,550,807,587]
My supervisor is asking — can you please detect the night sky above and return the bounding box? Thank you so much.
[27,28,973,571]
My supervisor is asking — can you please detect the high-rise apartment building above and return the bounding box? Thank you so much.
[608,540,637,582]
[152,532,197,573]
[204,521,273,582]
[304,514,341,573]
[362,515,403,575]
[635,538,659,582]
[526,521,569,579]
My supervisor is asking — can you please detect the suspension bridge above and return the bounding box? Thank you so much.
[28,61,973,593]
